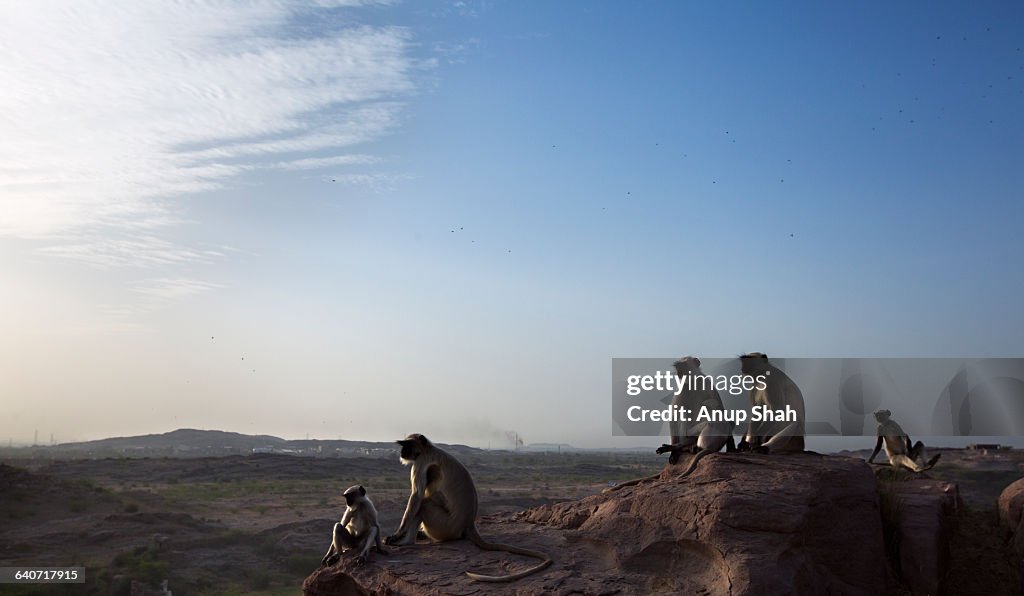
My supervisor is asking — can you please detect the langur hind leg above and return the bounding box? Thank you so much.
[417,499,466,542]
[386,514,421,546]
[908,440,925,460]
[322,522,359,566]
[761,423,803,453]
[913,442,937,475]
[739,422,766,452]
[909,441,940,470]
[890,454,926,473]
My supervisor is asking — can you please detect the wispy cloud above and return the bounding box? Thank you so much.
[129,278,226,301]
[0,0,421,265]
[321,172,412,191]
[433,38,482,65]
[433,1,487,18]
[37,235,226,269]
[78,277,226,334]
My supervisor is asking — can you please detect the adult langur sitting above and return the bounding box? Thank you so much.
[868,409,940,472]
[736,352,805,453]
[385,434,552,582]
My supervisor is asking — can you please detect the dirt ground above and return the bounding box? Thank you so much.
[0,451,659,595]
[1,448,1022,595]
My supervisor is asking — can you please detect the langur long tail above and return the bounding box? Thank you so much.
[677,448,717,478]
[463,525,552,582]
[602,472,662,493]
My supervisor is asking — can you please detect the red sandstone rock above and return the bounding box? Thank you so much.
[999,477,1024,531]
[879,477,959,595]
[303,452,891,595]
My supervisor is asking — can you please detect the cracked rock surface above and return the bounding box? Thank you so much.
[304,453,888,595]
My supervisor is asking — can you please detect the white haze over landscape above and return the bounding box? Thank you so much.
[2,1,1022,449]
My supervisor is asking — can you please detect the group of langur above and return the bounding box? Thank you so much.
[319,352,939,583]
[320,433,552,583]
[607,352,941,492]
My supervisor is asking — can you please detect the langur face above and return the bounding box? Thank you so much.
[343,485,365,507]
[673,356,701,376]
[397,436,422,462]
[740,353,768,376]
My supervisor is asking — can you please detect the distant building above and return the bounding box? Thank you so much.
[967,443,1004,450]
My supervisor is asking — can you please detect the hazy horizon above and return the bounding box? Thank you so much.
[3,1,1023,449]
[7,426,1024,456]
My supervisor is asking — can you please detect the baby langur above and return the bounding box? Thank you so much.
[736,352,805,454]
[605,356,734,492]
[321,485,387,567]
[868,409,941,472]
[385,434,552,583]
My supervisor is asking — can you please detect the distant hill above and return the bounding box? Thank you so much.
[57,428,289,451]
[27,428,484,459]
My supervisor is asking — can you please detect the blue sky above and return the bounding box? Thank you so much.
[1,1,1022,447]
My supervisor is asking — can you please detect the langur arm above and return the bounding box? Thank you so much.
[393,465,429,539]
[323,509,352,565]
[375,523,389,555]
[667,396,684,446]
[868,436,883,464]
[321,522,342,566]
[738,415,759,451]
[355,526,378,563]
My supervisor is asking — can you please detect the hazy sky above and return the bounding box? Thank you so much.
[2,1,1022,448]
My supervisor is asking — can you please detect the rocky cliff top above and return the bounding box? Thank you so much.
[304,452,901,595]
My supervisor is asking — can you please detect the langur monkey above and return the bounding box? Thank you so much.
[384,434,552,582]
[321,485,388,567]
[736,352,806,453]
[605,356,735,492]
[656,356,736,464]
[868,409,941,472]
